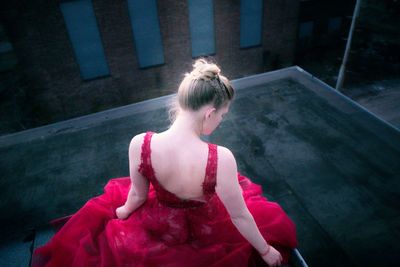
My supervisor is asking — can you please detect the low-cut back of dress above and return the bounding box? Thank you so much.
[33,131,297,267]
[138,131,217,208]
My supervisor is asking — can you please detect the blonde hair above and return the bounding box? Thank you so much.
[169,58,234,122]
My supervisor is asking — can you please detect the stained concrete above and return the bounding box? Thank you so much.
[0,66,399,266]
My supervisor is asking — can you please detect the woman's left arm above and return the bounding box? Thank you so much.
[116,134,149,219]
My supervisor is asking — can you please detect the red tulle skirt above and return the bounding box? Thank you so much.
[33,174,297,267]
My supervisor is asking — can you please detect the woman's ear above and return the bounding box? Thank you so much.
[205,107,216,119]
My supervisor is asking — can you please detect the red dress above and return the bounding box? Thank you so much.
[33,131,297,267]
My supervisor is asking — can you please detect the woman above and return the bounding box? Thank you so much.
[33,59,297,267]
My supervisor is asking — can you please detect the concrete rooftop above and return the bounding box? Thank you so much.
[0,66,399,266]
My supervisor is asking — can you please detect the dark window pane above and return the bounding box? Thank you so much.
[299,21,314,38]
[328,17,342,33]
[188,0,215,57]
[127,0,164,68]
[60,0,109,80]
[240,0,263,48]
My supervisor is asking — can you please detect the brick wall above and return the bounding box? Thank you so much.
[0,0,300,135]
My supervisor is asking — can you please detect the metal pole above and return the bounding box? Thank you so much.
[336,0,362,91]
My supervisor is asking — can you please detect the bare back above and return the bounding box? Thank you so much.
[149,132,210,201]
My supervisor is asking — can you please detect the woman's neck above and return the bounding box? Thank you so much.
[167,110,203,141]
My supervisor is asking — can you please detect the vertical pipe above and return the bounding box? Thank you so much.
[336,0,362,91]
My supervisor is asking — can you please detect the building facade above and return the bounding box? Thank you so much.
[0,0,300,135]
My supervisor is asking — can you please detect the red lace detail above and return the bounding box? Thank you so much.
[203,143,217,196]
[138,132,153,178]
[138,131,217,208]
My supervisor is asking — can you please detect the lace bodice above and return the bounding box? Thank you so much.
[138,131,217,208]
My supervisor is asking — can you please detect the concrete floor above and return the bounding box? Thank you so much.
[0,66,399,266]
[342,78,400,129]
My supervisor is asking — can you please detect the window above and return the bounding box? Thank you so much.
[60,0,109,80]
[328,17,342,33]
[0,24,18,72]
[127,0,164,68]
[240,0,263,48]
[188,0,215,57]
[299,21,314,39]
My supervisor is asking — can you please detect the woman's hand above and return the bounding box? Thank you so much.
[116,205,131,220]
[261,245,283,267]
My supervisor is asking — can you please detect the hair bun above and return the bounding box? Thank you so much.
[189,58,221,81]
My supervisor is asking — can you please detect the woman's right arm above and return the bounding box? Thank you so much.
[116,133,149,219]
[215,147,282,267]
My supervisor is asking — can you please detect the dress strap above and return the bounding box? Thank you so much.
[203,143,217,196]
[138,131,154,178]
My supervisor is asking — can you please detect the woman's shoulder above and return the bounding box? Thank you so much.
[128,132,152,152]
[214,144,238,184]
[130,132,147,143]
[215,145,237,166]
